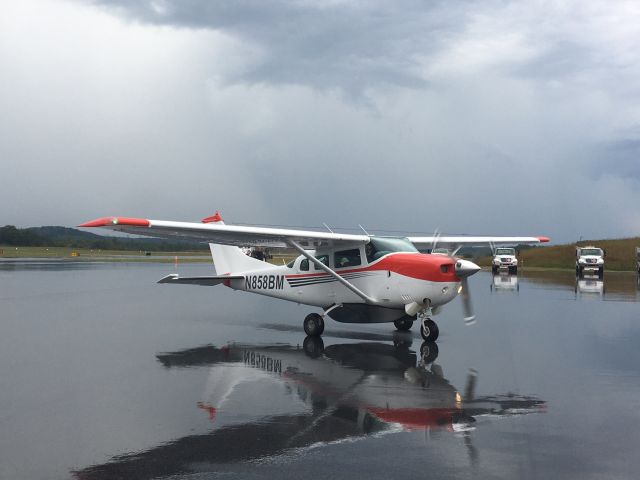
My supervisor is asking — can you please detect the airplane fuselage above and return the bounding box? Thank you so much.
[224,251,461,320]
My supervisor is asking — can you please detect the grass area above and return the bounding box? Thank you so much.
[0,245,210,262]
[0,245,297,265]
[477,237,640,271]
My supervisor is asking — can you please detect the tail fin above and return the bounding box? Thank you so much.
[203,212,271,275]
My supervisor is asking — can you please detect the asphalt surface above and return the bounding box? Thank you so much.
[1,262,639,479]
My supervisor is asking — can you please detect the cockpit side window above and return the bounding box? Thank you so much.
[300,259,309,271]
[334,248,361,268]
[366,237,418,263]
[313,255,329,270]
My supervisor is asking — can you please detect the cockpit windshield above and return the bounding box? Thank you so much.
[366,237,418,262]
[495,248,515,255]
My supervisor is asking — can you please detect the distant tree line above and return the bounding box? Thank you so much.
[0,225,207,252]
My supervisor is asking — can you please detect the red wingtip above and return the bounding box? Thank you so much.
[537,236,550,243]
[202,211,223,223]
[78,217,150,228]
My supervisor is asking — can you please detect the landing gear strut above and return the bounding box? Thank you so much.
[303,313,325,336]
[417,302,439,342]
[420,317,439,342]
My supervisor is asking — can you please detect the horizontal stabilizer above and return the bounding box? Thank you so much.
[158,274,244,286]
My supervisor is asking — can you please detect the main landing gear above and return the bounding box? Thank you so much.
[303,313,325,337]
[394,317,414,331]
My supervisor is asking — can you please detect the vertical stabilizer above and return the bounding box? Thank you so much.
[203,212,271,275]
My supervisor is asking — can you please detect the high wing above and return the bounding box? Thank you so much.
[408,235,550,251]
[78,216,368,249]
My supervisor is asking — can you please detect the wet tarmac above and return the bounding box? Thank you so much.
[1,262,640,479]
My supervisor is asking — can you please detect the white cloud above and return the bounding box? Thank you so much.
[1,0,640,243]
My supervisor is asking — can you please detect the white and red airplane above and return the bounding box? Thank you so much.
[79,212,549,341]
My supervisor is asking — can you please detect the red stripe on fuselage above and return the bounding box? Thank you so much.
[286,253,459,283]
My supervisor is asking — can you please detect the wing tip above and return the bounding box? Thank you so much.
[78,217,150,228]
[537,236,550,243]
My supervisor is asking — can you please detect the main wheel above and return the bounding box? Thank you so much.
[303,313,325,336]
[420,318,439,342]
[598,267,604,279]
[394,317,414,331]
[509,266,517,274]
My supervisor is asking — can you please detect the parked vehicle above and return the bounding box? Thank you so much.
[575,246,604,278]
[492,247,518,274]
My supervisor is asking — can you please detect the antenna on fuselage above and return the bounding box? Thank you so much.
[322,222,334,233]
[358,224,370,236]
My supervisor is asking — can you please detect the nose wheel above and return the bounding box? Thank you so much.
[303,313,325,336]
[420,318,439,342]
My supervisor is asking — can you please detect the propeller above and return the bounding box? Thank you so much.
[430,227,441,253]
[455,259,481,325]
[429,228,479,324]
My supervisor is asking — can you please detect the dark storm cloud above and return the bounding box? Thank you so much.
[592,138,640,183]
[2,0,640,240]
[87,0,466,91]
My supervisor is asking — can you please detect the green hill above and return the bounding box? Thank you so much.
[477,237,640,271]
[0,225,207,252]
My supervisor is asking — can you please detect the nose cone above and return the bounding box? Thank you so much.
[455,259,481,278]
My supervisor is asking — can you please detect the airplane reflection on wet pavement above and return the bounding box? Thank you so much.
[74,338,545,479]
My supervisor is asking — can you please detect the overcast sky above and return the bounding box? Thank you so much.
[1,0,639,242]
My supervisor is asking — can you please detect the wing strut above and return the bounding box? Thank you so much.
[288,240,379,305]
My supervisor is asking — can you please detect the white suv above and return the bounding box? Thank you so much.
[492,247,518,274]
[576,246,604,278]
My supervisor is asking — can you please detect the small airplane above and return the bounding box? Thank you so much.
[79,212,549,340]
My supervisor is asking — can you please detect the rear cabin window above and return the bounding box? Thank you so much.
[334,248,361,268]
[313,255,329,270]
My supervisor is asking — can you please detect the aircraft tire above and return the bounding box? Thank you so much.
[303,313,325,337]
[509,266,517,274]
[394,317,413,331]
[598,267,604,279]
[420,319,439,342]
[303,336,325,358]
[420,341,439,364]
